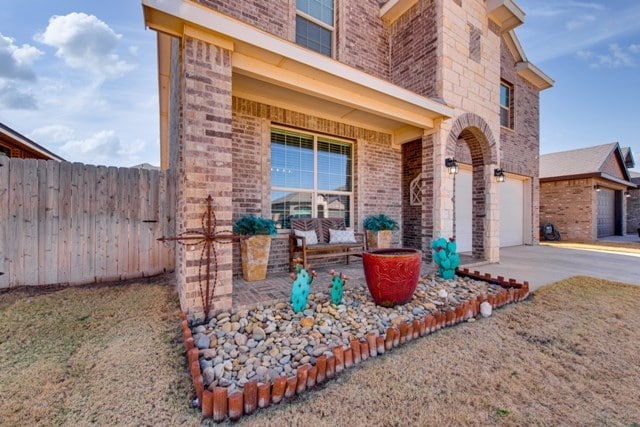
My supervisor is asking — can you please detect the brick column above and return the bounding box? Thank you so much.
[177,36,233,320]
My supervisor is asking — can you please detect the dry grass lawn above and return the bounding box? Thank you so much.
[2,275,639,426]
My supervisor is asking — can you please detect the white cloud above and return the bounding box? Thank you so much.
[565,14,596,31]
[577,43,638,68]
[36,12,134,81]
[0,34,43,81]
[29,124,76,143]
[0,81,37,109]
[516,0,640,63]
[51,129,148,165]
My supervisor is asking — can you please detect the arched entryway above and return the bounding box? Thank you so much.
[447,113,498,261]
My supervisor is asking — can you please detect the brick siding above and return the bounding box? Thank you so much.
[176,37,234,318]
[230,97,400,274]
[402,139,423,250]
[540,179,595,241]
[627,179,640,233]
[390,0,439,97]
[194,0,293,40]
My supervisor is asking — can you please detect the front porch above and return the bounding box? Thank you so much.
[231,254,483,312]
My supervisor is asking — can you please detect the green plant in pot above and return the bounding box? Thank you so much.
[363,214,398,249]
[233,215,277,282]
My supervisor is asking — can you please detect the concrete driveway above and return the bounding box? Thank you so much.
[471,244,640,291]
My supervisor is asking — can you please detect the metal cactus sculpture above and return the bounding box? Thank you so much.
[290,258,316,313]
[432,237,460,280]
[328,269,348,305]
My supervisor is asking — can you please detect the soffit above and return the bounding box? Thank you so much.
[142,0,453,132]
[379,0,419,23]
[487,0,525,33]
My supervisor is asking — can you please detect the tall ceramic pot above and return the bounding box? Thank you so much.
[362,248,422,307]
[366,230,392,249]
[240,235,271,281]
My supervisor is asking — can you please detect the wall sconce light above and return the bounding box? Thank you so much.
[445,158,459,174]
[594,184,601,192]
[494,168,505,183]
[625,191,631,197]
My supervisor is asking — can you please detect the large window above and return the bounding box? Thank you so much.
[500,81,513,129]
[271,128,352,229]
[296,0,334,57]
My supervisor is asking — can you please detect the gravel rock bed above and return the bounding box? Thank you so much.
[191,273,503,394]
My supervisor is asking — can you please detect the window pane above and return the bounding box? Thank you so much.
[317,138,352,191]
[500,84,509,108]
[271,191,313,229]
[271,129,314,189]
[317,193,351,226]
[296,16,332,56]
[500,107,509,128]
[297,0,333,26]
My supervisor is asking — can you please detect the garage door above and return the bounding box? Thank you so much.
[454,167,472,253]
[499,176,525,247]
[597,188,615,237]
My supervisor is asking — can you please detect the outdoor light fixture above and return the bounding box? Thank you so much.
[494,168,505,183]
[594,184,601,192]
[445,158,459,174]
[625,191,631,197]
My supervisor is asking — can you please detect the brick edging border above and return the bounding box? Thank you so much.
[180,270,530,422]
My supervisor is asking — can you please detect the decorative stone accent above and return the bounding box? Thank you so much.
[185,269,531,422]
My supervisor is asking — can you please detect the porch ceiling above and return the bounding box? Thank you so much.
[143,0,453,138]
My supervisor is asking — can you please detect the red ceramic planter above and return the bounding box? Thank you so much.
[362,248,422,307]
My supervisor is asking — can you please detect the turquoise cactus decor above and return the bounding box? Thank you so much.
[290,259,315,313]
[328,269,348,305]
[432,237,460,280]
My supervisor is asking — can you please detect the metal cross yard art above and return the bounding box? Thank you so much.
[158,195,243,322]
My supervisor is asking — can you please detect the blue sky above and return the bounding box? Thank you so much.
[0,0,158,167]
[0,1,639,172]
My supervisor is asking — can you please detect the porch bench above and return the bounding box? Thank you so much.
[288,218,366,270]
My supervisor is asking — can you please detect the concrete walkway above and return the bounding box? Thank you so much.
[474,244,640,291]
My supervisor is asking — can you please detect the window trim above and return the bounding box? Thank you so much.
[500,81,514,129]
[270,126,354,230]
[295,0,336,57]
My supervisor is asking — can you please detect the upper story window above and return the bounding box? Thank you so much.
[0,145,9,157]
[271,128,353,229]
[500,81,513,129]
[296,0,334,57]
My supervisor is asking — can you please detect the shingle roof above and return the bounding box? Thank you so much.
[539,142,618,179]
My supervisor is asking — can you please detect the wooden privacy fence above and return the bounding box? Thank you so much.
[0,158,176,289]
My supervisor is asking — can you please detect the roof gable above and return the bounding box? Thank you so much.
[540,142,633,185]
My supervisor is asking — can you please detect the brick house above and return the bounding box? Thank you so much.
[0,122,64,161]
[141,0,552,319]
[628,172,640,235]
[540,143,637,240]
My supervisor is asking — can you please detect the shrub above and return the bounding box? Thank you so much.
[363,214,399,232]
[233,215,277,236]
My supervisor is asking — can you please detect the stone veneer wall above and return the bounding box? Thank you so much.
[540,179,595,241]
[230,97,401,276]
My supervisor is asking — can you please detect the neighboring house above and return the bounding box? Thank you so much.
[540,143,637,240]
[141,0,552,318]
[628,171,640,234]
[0,122,64,161]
